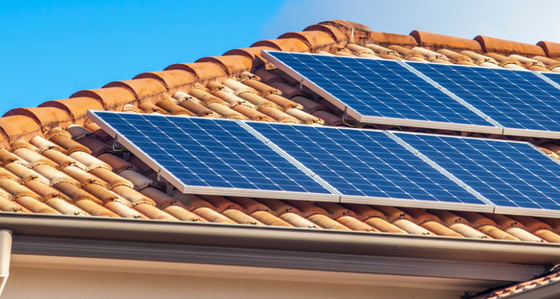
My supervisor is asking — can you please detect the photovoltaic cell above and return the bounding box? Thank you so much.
[249,122,485,205]
[265,52,495,127]
[92,112,332,196]
[395,132,560,211]
[411,63,560,132]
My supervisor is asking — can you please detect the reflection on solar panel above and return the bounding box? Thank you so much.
[89,111,338,201]
[396,132,560,216]
[410,63,560,138]
[263,51,500,134]
[249,122,489,211]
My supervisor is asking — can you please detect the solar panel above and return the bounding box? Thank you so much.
[88,111,339,201]
[263,51,501,134]
[249,122,490,211]
[90,111,560,217]
[410,62,560,138]
[395,132,560,217]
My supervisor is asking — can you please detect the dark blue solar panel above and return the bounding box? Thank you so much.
[250,122,485,205]
[411,63,560,132]
[267,52,494,127]
[94,112,331,194]
[396,133,560,210]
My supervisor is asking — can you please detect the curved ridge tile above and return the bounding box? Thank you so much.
[251,38,310,53]
[40,97,105,126]
[278,31,337,53]
[196,55,254,77]
[103,78,167,105]
[537,41,560,59]
[410,30,483,53]
[4,107,73,133]
[474,35,546,57]
[0,115,42,146]
[319,20,371,44]
[164,62,228,84]
[304,24,348,46]
[71,87,137,111]
[134,70,197,95]
[223,46,276,70]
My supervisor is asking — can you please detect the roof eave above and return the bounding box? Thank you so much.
[3,213,560,265]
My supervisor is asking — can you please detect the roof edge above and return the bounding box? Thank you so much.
[2,213,560,266]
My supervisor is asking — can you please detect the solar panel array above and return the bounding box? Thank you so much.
[263,51,560,138]
[413,63,560,134]
[249,122,483,206]
[263,51,498,132]
[90,112,337,201]
[396,133,560,213]
[90,111,560,216]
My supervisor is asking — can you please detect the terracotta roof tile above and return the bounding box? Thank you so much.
[196,55,254,77]
[319,20,372,45]
[475,35,546,57]
[537,41,560,59]
[223,46,276,70]
[0,115,42,146]
[472,268,560,299]
[410,30,483,53]
[103,78,168,105]
[303,24,348,46]
[251,38,310,53]
[71,87,137,111]
[134,70,197,95]
[164,62,228,85]
[368,31,417,49]
[4,107,73,134]
[278,31,337,53]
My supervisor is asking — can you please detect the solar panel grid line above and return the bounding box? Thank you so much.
[88,111,340,202]
[248,121,491,212]
[410,62,560,139]
[397,60,505,131]
[493,141,560,218]
[236,120,343,197]
[262,51,502,135]
[395,132,560,217]
[533,72,560,91]
[384,131,497,209]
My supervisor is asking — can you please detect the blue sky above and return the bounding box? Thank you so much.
[1,0,560,114]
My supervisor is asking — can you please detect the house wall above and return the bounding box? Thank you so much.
[3,266,464,299]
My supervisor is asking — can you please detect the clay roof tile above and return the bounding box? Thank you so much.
[223,46,276,70]
[71,87,137,111]
[39,97,104,126]
[3,107,73,133]
[164,62,228,84]
[103,78,168,105]
[251,38,310,53]
[278,31,337,53]
[303,24,348,46]
[410,30,483,53]
[537,41,560,59]
[0,115,42,147]
[134,70,197,95]
[475,35,546,57]
[318,20,372,45]
[196,55,254,77]
[368,31,417,49]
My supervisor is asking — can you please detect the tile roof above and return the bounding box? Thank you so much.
[471,268,560,298]
[2,20,560,254]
